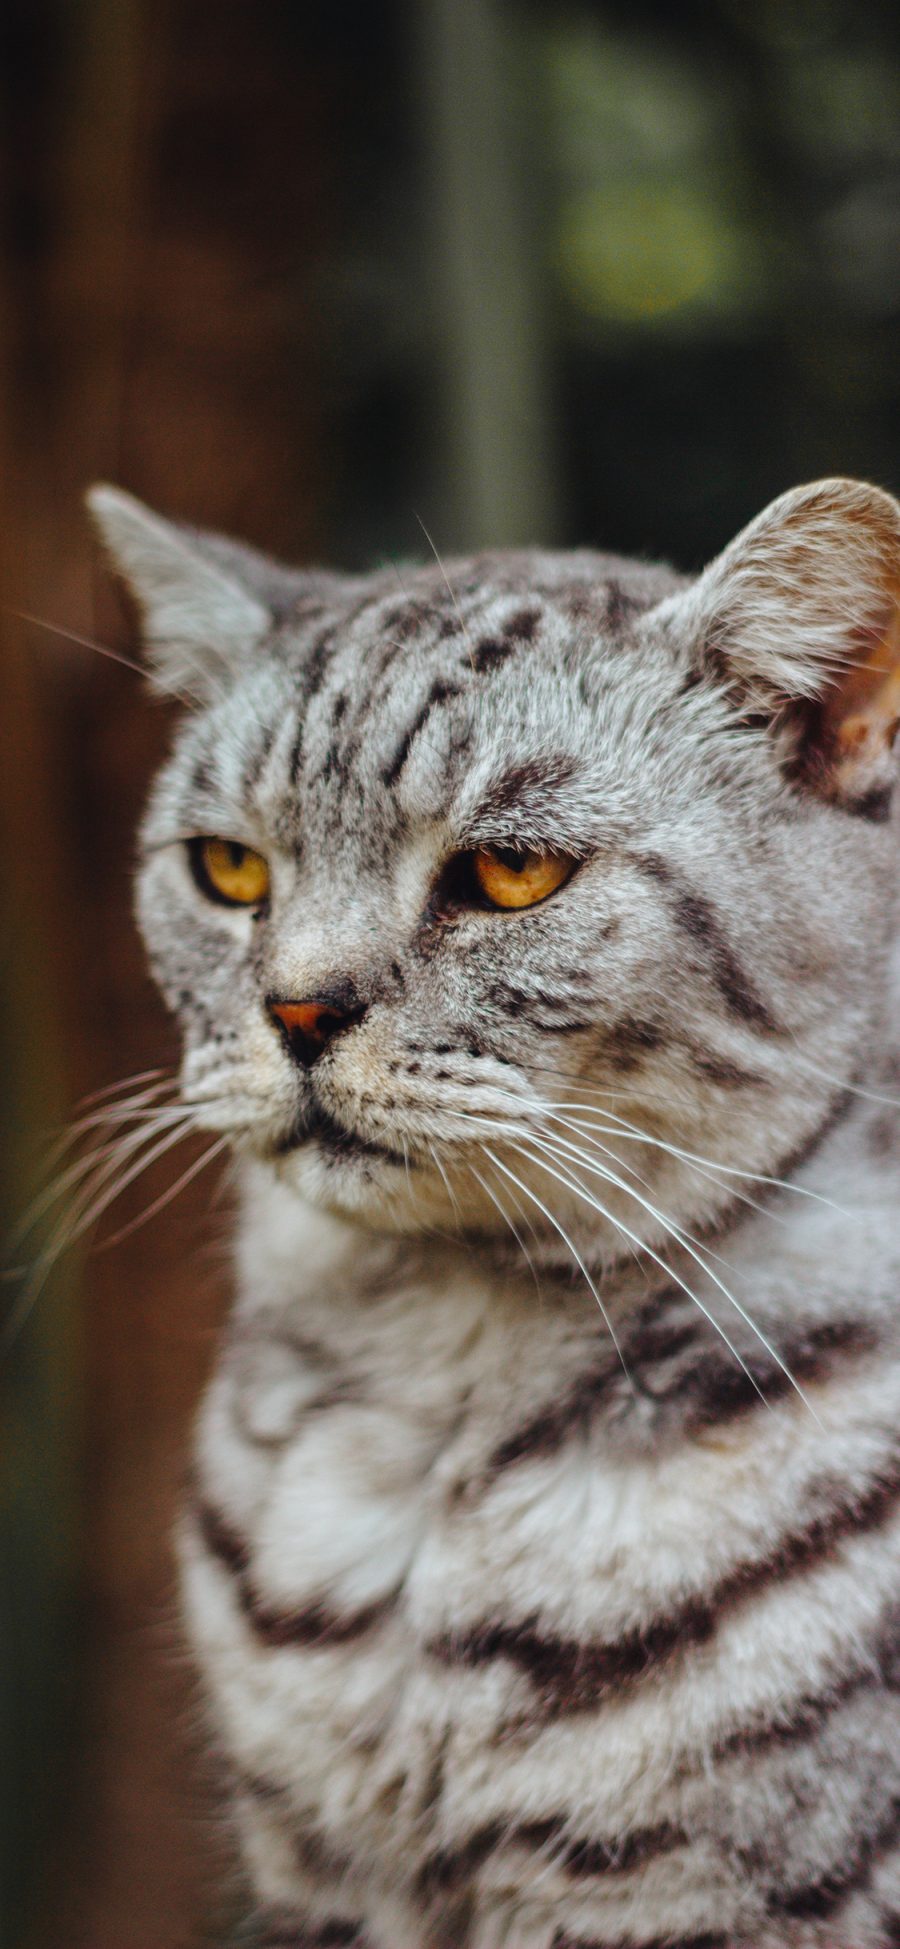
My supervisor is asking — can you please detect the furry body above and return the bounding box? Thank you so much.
[90,481,900,1947]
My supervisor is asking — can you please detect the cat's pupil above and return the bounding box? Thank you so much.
[227,843,245,867]
[493,846,526,874]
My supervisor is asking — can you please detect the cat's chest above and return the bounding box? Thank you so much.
[193,1271,578,1625]
[183,1285,526,1859]
[182,1227,900,1919]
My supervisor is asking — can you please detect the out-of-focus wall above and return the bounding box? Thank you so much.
[1,8,343,1942]
[2,2,899,1943]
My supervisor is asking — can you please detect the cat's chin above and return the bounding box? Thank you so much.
[270,1136,460,1234]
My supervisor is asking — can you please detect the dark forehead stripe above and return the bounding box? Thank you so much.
[242,722,276,795]
[305,687,354,790]
[562,584,615,629]
[288,584,396,784]
[470,606,543,673]
[605,577,643,631]
[470,635,517,673]
[381,593,444,641]
[288,719,305,787]
[475,754,581,821]
[304,586,390,704]
[635,852,780,1033]
[281,549,668,802]
[381,679,464,787]
[507,605,541,640]
[190,752,218,795]
[324,585,551,792]
[303,579,472,784]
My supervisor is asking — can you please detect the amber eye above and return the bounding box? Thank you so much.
[472,844,575,910]
[189,836,270,907]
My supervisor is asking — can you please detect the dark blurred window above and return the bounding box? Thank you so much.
[319,0,900,565]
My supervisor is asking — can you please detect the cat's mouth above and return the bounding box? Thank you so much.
[275,1100,411,1168]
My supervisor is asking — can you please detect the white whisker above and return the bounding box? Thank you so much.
[38,1079,180,1172]
[413,514,478,670]
[540,1105,784,1223]
[468,1159,543,1303]
[3,1108,204,1349]
[455,1104,737,1272]
[786,1049,900,1111]
[11,609,197,705]
[503,1131,820,1425]
[552,1108,792,1223]
[8,1104,190,1252]
[499,1132,768,1410]
[97,1134,231,1249]
[450,1103,789,1412]
[504,1083,848,1212]
[76,1067,175,1109]
[429,1141,465,1227]
[559,1098,847,1206]
[481,1144,637,1393]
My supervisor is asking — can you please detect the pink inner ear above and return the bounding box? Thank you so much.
[821,590,900,803]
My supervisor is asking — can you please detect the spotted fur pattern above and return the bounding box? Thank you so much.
[89,478,900,1948]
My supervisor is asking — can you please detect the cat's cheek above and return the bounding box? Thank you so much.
[136,851,261,1017]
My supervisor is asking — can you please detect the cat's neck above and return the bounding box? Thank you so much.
[231,1079,899,1429]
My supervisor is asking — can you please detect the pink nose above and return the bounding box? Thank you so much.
[267,996,363,1068]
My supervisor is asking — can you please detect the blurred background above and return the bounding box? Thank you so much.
[2,0,900,1942]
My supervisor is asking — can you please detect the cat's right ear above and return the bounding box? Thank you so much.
[86,485,271,702]
[654,477,900,815]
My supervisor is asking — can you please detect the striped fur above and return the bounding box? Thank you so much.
[89,478,900,1946]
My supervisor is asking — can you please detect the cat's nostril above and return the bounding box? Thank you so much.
[267,995,365,1069]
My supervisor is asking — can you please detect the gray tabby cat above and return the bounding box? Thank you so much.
[89,477,900,1949]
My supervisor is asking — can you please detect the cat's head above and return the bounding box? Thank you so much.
[89,479,900,1266]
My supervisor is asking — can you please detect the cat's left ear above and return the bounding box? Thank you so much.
[658,477,900,814]
[86,484,273,701]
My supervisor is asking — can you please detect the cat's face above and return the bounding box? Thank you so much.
[91,480,900,1265]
